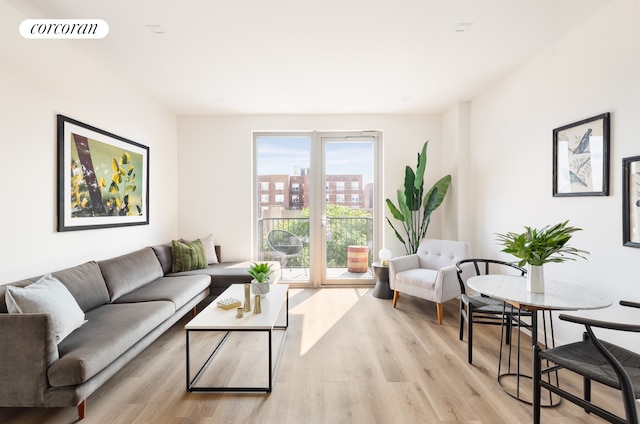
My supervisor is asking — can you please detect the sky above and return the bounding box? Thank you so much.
[256,136,374,184]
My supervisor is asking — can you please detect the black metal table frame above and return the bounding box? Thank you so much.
[186,291,289,393]
[497,303,560,407]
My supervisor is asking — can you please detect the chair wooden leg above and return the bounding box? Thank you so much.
[437,303,443,325]
[193,306,197,316]
[78,399,86,420]
[392,291,399,308]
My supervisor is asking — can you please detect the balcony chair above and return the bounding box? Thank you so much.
[389,239,471,324]
[266,229,306,274]
[534,300,640,424]
[455,258,528,364]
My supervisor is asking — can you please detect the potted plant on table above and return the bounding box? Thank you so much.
[248,262,274,296]
[495,220,589,293]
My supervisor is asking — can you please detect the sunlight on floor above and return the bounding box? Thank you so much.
[289,288,370,355]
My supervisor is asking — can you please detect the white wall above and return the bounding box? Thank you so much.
[0,2,179,284]
[468,0,640,348]
[176,114,443,261]
[442,102,471,241]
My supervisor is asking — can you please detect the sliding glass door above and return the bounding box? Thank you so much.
[254,134,311,283]
[254,132,379,286]
[320,134,376,284]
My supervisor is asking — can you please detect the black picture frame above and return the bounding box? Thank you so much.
[623,155,640,248]
[553,113,610,197]
[57,115,149,231]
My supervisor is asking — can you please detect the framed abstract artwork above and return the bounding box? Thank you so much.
[57,115,149,231]
[552,113,610,197]
[623,155,640,248]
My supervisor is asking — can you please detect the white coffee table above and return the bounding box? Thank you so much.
[185,283,289,392]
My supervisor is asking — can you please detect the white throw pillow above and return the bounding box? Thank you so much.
[200,233,219,264]
[5,274,86,343]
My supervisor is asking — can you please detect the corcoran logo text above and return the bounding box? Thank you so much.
[20,19,109,39]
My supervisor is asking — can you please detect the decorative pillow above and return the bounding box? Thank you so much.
[172,239,208,272]
[5,274,86,343]
[180,234,218,265]
[200,234,219,264]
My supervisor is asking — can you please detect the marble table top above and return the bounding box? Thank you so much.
[467,274,612,311]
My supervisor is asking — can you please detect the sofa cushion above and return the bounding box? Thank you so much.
[114,275,210,310]
[48,301,175,387]
[151,244,173,275]
[52,261,110,312]
[5,274,86,343]
[395,268,439,290]
[171,239,207,272]
[99,247,164,301]
[0,262,109,314]
[416,239,472,270]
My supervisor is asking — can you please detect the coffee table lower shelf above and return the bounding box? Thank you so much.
[185,284,289,393]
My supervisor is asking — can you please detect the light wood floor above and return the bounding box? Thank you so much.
[0,288,631,424]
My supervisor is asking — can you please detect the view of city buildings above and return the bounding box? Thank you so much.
[257,167,373,218]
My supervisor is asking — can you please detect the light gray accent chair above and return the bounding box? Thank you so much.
[389,239,472,324]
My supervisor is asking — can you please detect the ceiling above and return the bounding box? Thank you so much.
[10,0,610,115]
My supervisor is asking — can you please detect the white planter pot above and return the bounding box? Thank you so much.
[251,280,270,296]
[527,264,545,293]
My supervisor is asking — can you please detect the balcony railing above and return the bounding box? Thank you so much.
[257,217,373,270]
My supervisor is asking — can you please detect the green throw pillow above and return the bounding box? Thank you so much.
[171,239,208,272]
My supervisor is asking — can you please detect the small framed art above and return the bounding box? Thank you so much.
[623,155,640,248]
[553,113,610,197]
[57,115,149,231]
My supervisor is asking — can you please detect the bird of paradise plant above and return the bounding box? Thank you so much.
[385,141,451,255]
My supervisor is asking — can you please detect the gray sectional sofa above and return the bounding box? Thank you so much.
[0,243,278,419]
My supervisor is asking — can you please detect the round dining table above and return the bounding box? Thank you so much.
[467,274,612,406]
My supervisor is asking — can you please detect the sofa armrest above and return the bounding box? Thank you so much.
[389,254,420,289]
[434,264,460,302]
[0,313,59,406]
[389,254,420,273]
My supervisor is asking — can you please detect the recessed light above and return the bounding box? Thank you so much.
[146,25,164,34]
[455,23,473,33]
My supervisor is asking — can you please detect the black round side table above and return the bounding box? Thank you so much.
[372,262,394,299]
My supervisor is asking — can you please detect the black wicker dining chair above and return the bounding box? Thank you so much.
[455,258,527,364]
[533,300,640,424]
